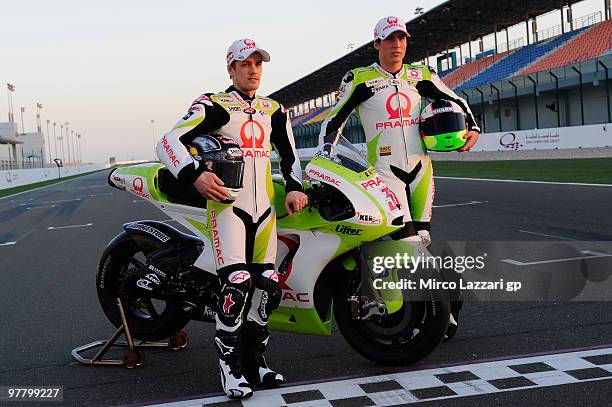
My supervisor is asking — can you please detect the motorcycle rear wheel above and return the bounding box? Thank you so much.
[96,235,190,341]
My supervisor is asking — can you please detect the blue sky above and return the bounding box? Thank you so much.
[0,0,604,163]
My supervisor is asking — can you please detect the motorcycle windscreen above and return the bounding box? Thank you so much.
[211,160,245,189]
[334,136,371,173]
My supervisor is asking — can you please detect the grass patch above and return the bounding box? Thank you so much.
[0,169,107,198]
[432,158,612,184]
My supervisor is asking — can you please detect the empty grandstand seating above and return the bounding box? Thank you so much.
[302,107,331,125]
[519,19,612,76]
[440,50,511,89]
[458,27,586,89]
[290,107,326,127]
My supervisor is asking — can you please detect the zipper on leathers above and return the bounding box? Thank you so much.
[249,111,257,222]
[394,74,410,169]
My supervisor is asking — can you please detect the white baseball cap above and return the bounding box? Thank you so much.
[226,38,271,66]
[374,16,410,41]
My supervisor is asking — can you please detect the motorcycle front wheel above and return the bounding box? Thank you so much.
[96,234,190,341]
[333,272,450,365]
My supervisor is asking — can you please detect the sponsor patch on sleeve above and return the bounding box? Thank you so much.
[192,95,213,106]
[407,69,423,81]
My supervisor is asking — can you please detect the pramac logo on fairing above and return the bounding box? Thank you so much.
[376,92,420,130]
[240,120,270,158]
[130,177,150,199]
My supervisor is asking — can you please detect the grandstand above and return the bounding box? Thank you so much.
[272,0,612,147]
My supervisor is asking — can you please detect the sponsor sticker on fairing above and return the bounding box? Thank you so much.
[355,211,383,225]
[307,167,341,186]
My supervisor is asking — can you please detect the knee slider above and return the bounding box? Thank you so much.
[218,271,252,325]
[254,271,282,320]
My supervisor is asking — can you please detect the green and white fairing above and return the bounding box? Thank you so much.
[109,138,413,336]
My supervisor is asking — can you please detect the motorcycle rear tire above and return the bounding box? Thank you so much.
[96,234,190,342]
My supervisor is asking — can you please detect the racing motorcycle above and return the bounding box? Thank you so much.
[99,137,449,365]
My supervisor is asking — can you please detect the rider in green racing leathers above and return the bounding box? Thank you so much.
[319,16,480,339]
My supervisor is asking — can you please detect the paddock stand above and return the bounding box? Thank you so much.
[71,297,189,369]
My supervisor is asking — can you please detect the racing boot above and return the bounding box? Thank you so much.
[242,320,285,388]
[215,330,253,399]
[417,229,432,247]
[443,300,463,341]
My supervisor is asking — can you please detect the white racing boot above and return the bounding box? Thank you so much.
[215,335,253,399]
[242,320,285,388]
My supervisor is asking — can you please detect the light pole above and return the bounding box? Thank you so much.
[6,83,15,123]
[46,119,52,165]
[77,134,82,163]
[150,119,156,160]
[71,130,77,165]
[65,122,71,164]
[53,122,58,161]
[60,123,65,162]
[20,107,25,134]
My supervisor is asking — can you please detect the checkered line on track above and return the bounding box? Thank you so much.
[142,347,612,407]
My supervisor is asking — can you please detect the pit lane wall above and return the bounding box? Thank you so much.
[0,164,105,190]
[276,123,612,161]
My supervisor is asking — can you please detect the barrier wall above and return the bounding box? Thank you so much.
[471,123,611,151]
[0,165,105,190]
[281,123,612,161]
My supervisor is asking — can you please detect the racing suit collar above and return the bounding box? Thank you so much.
[226,85,255,104]
[372,62,404,78]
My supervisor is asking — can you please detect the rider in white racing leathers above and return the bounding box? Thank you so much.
[319,16,480,339]
[157,39,308,399]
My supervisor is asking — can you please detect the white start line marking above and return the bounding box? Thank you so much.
[89,193,114,197]
[140,346,612,407]
[517,229,575,240]
[0,230,33,247]
[47,223,93,230]
[19,198,82,206]
[502,250,612,267]
[433,200,485,208]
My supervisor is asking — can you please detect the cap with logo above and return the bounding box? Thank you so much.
[374,16,410,41]
[226,38,271,66]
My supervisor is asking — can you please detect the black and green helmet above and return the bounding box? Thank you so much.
[420,100,468,152]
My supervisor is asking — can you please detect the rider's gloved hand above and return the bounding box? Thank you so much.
[193,171,229,202]
[315,143,334,158]
[322,143,334,156]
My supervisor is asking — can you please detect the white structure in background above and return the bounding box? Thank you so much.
[15,132,46,168]
[0,122,21,169]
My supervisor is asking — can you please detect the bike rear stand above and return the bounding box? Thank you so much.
[71,297,189,369]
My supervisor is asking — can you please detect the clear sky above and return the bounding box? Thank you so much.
[0,0,604,163]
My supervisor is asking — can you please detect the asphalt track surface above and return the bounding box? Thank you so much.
[0,170,611,406]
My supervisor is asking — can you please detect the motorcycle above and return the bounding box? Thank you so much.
[99,137,449,365]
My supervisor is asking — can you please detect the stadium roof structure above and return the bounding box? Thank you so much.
[269,0,583,107]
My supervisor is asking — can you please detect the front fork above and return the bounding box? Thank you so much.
[344,249,389,321]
